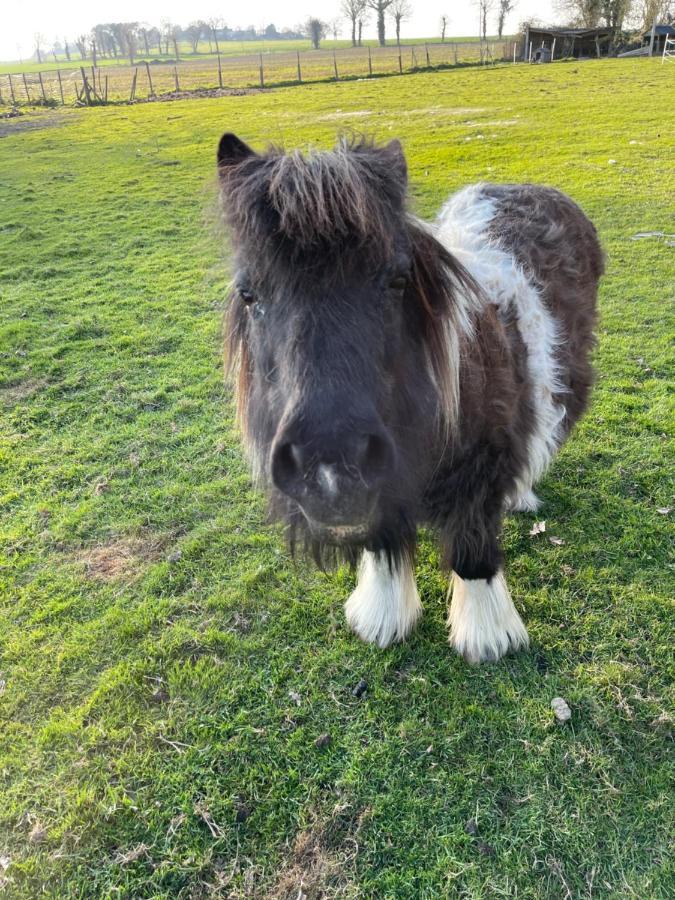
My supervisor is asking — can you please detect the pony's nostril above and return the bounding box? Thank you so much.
[357,433,392,486]
[272,442,305,494]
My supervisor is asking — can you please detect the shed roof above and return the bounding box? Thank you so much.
[642,24,675,37]
[525,25,613,38]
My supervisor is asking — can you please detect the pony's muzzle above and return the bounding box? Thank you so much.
[270,423,394,526]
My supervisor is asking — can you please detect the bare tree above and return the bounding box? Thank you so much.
[137,26,151,56]
[632,0,674,29]
[389,0,412,47]
[554,0,603,26]
[476,0,496,39]
[341,0,368,45]
[357,8,369,44]
[440,14,450,41]
[208,18,226,54]
[306,18,327,49]
[327,18,342,41]
[63,38,71,61]
[186,22,203,53]
[367,0,395,46]
[75,34,89,59]
[161,20,180,58]
[497,0,515,37]
[34,33,45,64]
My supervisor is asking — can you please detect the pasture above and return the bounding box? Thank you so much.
[0,60,673,897]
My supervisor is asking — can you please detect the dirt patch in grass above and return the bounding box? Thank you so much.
[0,378,48,404]
[75,535,167,582]
[0,112,65,138]
[137,87,265,104]
[269,818,360,900]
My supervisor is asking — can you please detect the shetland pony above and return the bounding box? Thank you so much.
[218,134,602,663]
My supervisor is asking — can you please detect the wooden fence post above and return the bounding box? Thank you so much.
[104,75,108,102]
[333,50,339,80]
[425,43,430,67]
[217,51,223,88]
[367,45,372,76]
[80,67,92,105]
[145,61,154,97]
[398,51,403,74]
[38,71,47,102]
[296,51,302,82]
[0,81,3,104]
[173,66,180,91]
[56,69,66,106]
[130,67,138,101]
[8,74,16,105]
[259,54,264,87]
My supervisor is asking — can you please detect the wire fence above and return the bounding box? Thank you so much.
[0,41,516,107]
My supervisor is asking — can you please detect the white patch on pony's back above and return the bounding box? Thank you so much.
[434,184,567,498]
[448,570,529,663]
[345,550,422,648]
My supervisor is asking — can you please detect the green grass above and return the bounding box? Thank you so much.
[0,60,673,898]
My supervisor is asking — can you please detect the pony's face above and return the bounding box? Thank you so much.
[218,134,467,559]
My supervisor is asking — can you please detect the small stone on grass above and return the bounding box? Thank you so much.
[551,696,572,723]
[315,733,331,749]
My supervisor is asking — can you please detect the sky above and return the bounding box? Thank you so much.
[2,1,561,62]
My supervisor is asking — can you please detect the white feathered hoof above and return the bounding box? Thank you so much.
[507,488,541,513]
[448,571,529,664]
[345,551,422,649]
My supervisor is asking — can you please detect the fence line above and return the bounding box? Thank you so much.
[0,41,512,107]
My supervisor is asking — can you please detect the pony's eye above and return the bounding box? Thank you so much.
[239,288,255,303]
[389,276,408,292]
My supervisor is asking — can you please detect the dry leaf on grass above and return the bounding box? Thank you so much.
[529,521,546,536]
[549,536,565,546]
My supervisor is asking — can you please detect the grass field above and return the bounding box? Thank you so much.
[0,40,512,106]
[0,60,673,898]
[0,37,494,74]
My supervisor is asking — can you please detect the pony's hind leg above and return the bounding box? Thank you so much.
[345,550,422,648]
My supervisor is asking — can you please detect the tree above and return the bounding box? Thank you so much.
[137,26,151,56]
[554,0,603,26]
[357,12,368,44]
[389,0,412,47]
[34,33,45,64]
[185,22,203,53]
[75,34,89,59]
[367,0,395,46]
[63,38,71,61]
[327,18,342,41]
[440,14,450,41]
[208,18,226,55]
[632,0,674,30]
[341,0,367,46]
[306,18,327,49]
[497,0,515,37]
[476,0,496,40]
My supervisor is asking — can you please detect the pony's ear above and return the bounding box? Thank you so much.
[382,139,407,186]
[217,133,256,174]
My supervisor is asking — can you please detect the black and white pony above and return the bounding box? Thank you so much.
[218,134,603,664]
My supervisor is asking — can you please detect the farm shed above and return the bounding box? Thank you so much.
[522,25,614,61]
[642,24,675,53]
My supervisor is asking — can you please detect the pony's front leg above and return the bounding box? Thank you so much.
[445,522,529,664]
[345,550,422,648]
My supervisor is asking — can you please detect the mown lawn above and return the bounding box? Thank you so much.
[0,60,673,898]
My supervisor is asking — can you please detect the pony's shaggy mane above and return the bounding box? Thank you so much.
[220,136,409,260]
